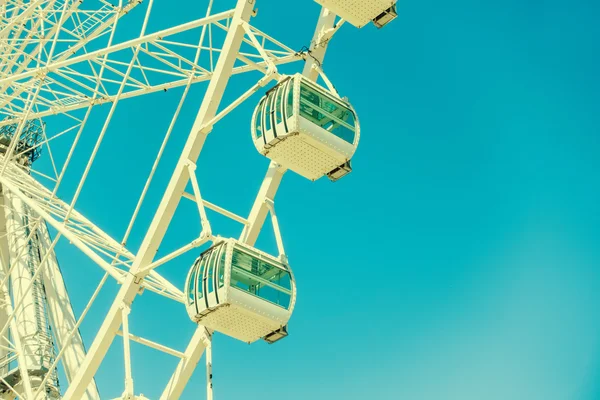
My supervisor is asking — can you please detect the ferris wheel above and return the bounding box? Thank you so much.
[0,0,397,398]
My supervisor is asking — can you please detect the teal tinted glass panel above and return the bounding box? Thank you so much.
[299,81,356,144]
[196,258,205,300]
[275,86,283,125]
[264,97,272,131]
[230,247,292,309]
[187,261,198,305]
[218,248,225,288]
[286,82,294,118]
[255,99,264,138]
[207,251,215,294]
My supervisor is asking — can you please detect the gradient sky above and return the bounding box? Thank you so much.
[34,0,600,398]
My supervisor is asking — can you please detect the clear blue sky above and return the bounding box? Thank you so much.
[39,0,600,398]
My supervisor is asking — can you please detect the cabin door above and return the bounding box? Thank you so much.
[204,247,220,308]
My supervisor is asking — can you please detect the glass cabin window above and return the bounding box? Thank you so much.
[255,99,264,138]
[230,247,292,309]
[187,260,198,305]
[286,82,294,118]
[196,258,205,300]
[299,81,356,144]
[207,250,216,294]
[218,247,225,288]
[275,86,283,125]
[264,97,272,132]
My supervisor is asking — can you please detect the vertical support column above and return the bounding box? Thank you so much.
[121,305,134,397]
[0,287,9,380]
[38,220,100,399]
[6,192,42,369]
[0,189,23,399]
[66,1,256,399]
[206,337,213,400]
[0,191,12,380]
[2,190,37,398]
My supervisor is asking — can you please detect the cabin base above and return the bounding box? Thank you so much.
[265,134,348,181]
[195,302,286,344]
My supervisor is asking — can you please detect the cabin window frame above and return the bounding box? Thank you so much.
[229,245,292,310]
[255,98,265,139]
[298,78,357,144]
[187,259,199,306]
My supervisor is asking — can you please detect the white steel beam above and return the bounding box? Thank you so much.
[115,330,185,359]
[241,5,337,247]
[0,192,12,379]
[160,327,211,400]
[0,10,235,88]
[2,191,36,398]
[239,162,287,246]
[0,9,302,124]
[38,220,100,399]
[159,6,341,398]
[206,340,213,400]
[0,0,141,114]
[302,7,337,81]
[64,1,256,398]
[0,166,185,303]
[142,10,334,395]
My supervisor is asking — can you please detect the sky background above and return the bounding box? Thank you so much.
[32,0,600,399]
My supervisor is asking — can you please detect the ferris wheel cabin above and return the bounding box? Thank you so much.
[185,238,296,344]
[251,74,359,182]
[314,0,398,28]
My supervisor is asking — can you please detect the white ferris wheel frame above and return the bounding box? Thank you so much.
[0,0,347,398]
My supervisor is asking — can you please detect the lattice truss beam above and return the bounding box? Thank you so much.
[0,157,184,302]
[0,0,300,124]
[0,0,303,304]
[0,0,141,79]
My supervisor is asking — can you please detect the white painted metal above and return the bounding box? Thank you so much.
[4,190,58,398]
[65,0,257,397]
[0,9,300,126]
[302,8,337,81]
[240,162,287,247]
[121,305,133,398]
[39,219,100,400]
[162,9,343,395]
[0,193,13,382]
[206,341,213,400]
[241,4,336,249]
[0,0,397,397]
[0,309,8,381]
[116,330,185,359]
[0,190,32,400]
[160,328,210,400]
